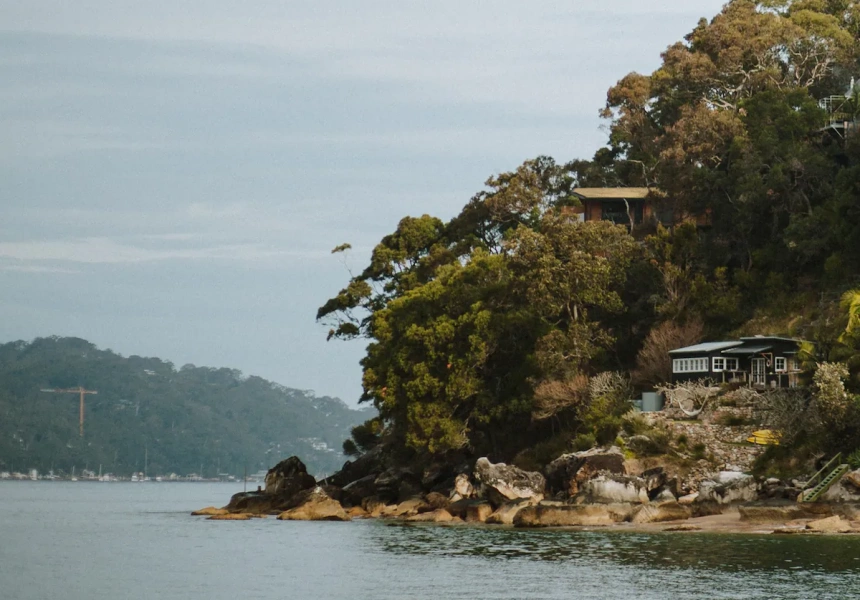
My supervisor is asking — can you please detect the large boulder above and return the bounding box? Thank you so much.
[277,487,350,521]
[820,477,860,503]
[514,502,634,527]
[406,509,454,523]
[264,456,317,497]
[697,472,758,504]
[630,501,691,524]
[225,491,280,514]
[474,458,546,506]
[449,473,474,501]
[806,516,852,533]
[192,506,228,516]
[325,446,386,488]
[341,474,379,506]
[738,505,830,523]
[575,475,649,504]
[486,499,538,525]
[465,502,495,523]
[545,447,626,496]
[373,467,422,504]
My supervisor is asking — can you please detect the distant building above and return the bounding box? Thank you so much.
[669,336,806,388]
[568,187,707,229]
[569,188,659,227]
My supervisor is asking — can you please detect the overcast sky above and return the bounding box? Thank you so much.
[0,1,726,405]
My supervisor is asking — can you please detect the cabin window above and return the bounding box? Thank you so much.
[674,358,708,373]
[713,357,725,372]
[725,358,739,371]
[775,357,786,372]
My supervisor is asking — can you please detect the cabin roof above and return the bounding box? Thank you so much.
[721,345,773,355]
[738,335,803,344]
[571,187,653,199]
[668,341,742,355]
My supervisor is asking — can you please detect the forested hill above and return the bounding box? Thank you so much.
[0,337,373,477]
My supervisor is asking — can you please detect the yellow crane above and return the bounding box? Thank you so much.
[40,387,98,437]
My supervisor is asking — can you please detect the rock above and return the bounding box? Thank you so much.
[264,456,317,497]
[807,516,852,533]
[341,474,378,506]
[738,505,820,523]
[465,503,494,523]
[224,492,279,515]
[208,513,252,520]
[677,492,699,505]
[627,435,661,456]
[844,469,860,490]
[191,506,228,516]
[425,492,450,510]
[346,506,369,518]
[514,503,634,527]
[276,487,350,521]
[631,501,691,524]
[392,497,430,517]
[326,445,385,488]
[663,524,702,532]
[652,488,677,503]
[421,463,452,490]
[641,467,667,493]
[575,475,649,504]
[361,496,386,516]
[698,472,758,504]
[406,509,454,523]
[820,479,860,503]
[474,458,545,506]
[373,467,421,504]
[486,499,537,525]
[545,447,625,496]
[451,473,474,500]
[447,498,478,519]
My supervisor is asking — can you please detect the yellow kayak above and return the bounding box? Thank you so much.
[747,430,780,445]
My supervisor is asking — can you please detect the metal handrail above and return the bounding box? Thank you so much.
[803,453,842,490]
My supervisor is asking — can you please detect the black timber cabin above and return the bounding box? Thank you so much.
[668,336,805,388]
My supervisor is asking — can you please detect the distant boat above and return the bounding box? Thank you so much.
[131,474,139,482]
[70,466,78,482]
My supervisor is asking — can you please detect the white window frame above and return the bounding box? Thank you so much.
[774,357,786,372]
[713,357,725,372]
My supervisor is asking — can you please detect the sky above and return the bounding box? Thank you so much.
[0,0,727,405]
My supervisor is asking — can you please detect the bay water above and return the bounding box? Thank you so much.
[1,482,859,599]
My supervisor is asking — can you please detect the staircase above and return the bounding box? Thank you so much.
[798,454,850,503]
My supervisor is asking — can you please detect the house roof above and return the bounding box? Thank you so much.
[722,345,772,355]
[572,187,653,200]
[669,341,743,355]
[739,336,803,344]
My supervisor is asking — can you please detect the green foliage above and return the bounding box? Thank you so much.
[715,413,752,427]
[317,0,860,465]
[0,337,374,477]
[847,449,860,470]
[572,433,597,452]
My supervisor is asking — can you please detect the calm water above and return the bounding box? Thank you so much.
[1,482,860,600]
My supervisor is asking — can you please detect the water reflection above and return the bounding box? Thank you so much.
[375,522,860,574]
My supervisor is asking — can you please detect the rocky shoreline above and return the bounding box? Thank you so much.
[193,450,860,535]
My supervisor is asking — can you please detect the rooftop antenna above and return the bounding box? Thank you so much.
[40,386,98,437]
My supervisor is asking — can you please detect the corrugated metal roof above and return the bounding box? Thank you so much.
[669,341,743,355]
[722,345,772,355]
[739,336,803,344]
[572,187,654,199]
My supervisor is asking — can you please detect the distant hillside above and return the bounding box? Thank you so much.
[0,337,373,477]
